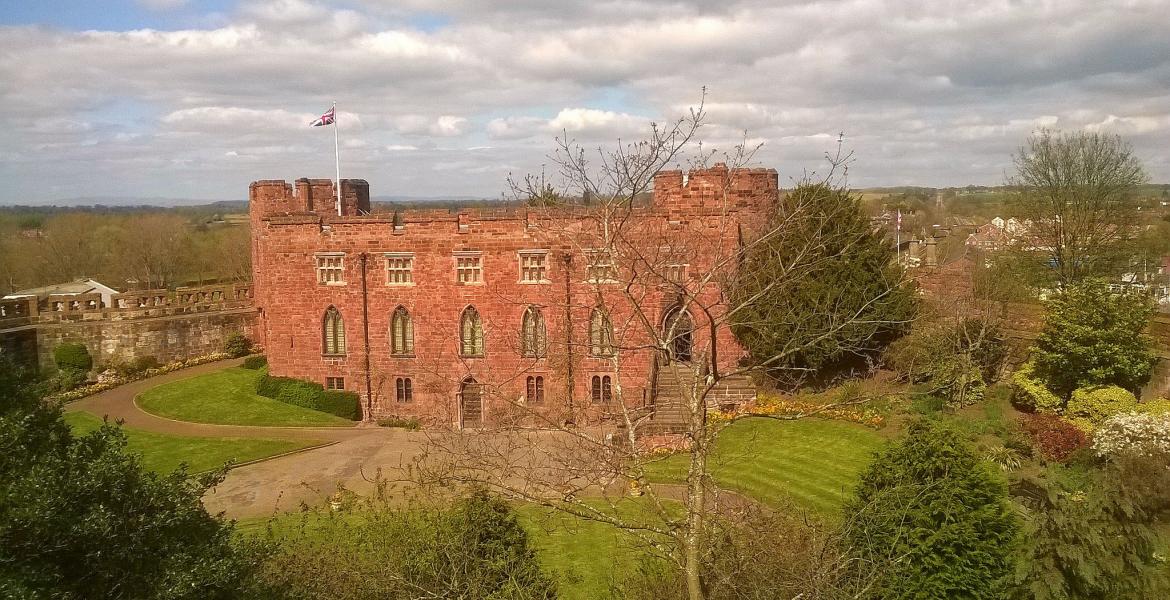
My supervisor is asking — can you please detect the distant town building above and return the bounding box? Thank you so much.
[2,278,120,310]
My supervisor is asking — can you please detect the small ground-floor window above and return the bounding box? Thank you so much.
[396,377,413,403]
[591,375,612,404]
[526,375,544,404]
[326,376,345,390]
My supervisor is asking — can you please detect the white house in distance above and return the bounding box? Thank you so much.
[2,279,121,309]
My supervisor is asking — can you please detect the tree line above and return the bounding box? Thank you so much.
[0,212,250,295]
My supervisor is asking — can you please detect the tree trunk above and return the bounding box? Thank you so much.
[683,375,708,600]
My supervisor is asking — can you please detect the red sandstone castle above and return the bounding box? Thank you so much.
[249,165,777,428]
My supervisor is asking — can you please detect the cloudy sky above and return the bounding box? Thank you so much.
[1,0,1167,203]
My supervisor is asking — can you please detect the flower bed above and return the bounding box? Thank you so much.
[47,352,234,404]
[743,393,887,428]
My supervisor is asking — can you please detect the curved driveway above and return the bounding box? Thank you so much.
[66,359,427,518]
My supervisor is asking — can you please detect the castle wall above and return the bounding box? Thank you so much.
[0,284,256,372]
[33,309,255,370]
[251,165,778,426]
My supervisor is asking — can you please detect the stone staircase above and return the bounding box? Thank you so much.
[642,362,757,435]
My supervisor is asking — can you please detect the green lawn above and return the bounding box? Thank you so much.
[236,499,666,600]
[516,501,669,600]
[644,417,886,515]
[138,367,354,427]
[64,410,320,474]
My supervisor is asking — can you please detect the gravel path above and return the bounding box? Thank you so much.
[64,359,427,518]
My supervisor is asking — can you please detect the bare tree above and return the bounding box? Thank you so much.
[407,97,908,600]
[1009,129,1148,287]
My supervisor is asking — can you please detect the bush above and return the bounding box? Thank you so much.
[1093,412,1170,458]
[616,506,878,599]
[1018,413,1090,462]
[320,391,361,421]
[126,355,160,375]
[888,317,1005,407]
[1031,280,1156,398]
[844,420,1019,599]
[53,342,92,372]
[257,374,360,421]
[1010,361,1063,413]
[46,367,87,393]
[241,355,267,370]
[1066,385,1138,427]
[1,356,264,599]
[257,489,557,599]
[376,416,420,430]
[223,333,252,358]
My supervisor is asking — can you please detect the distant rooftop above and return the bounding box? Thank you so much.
[3,278,120,300]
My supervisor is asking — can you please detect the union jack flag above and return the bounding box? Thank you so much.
[310,106,335,127]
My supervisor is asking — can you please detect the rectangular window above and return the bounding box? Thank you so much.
[385,253,414,286]
[526,375,545,404]
[316,253,345,285]
[326,377,345,390]
[396,377,413,403]
[518,250,550,283]
[585,249,617,283]
[455,252,483,284]
[664,264,687,283]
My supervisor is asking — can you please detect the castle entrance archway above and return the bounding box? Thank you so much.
[663,306,693,363]
[459,377,483,429]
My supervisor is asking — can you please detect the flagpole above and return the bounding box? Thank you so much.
[333,101,341,216]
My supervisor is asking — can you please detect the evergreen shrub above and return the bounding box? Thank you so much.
[257,374,360,420]
[844,420,1018,599]
[1010,361,1063,413]
[223,333,252,358]
[241,355,267,370]
[1066,385,1138,428]
[53,342,92,372]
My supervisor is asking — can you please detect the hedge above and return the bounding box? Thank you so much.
[256,374,360,421]
[1011,361,1063,413]
[53,343,92,372]
[241,355,268,370]
[1067,385,1138,428]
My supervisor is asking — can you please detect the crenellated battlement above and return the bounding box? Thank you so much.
[652,163,778,213]
[249,178,370,220]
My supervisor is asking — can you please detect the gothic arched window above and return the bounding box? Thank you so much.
[521,306,547,357]
[391,306,414,356]
[460,306,485,357]
[323,306,346,355]
[589,308,615,357]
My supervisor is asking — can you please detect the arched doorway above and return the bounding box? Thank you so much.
[663,306,693,363]
[459,377,483,429]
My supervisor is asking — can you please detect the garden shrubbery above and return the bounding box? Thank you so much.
[887,316,1006,407]
[257,374,360,421]
[241,355,267,370]
[1018,413,1090,462]
[256,489,557,599]
[1065,385,1137,428]
[844,419,1019,599]
[223,333,252,358]
[53,342,92,373]
[1010,361,1063,413]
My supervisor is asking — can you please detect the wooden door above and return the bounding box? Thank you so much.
[460,379,482,429]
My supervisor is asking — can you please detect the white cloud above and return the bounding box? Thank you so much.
[1,0,1169,202]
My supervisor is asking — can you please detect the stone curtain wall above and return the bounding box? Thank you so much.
[0,283,256,371]
[250,167,778,426]
[34,308,255,369]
